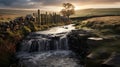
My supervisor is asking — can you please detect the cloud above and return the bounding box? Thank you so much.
[0,0,119,9]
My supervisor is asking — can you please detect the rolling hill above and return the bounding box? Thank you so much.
[71,8,120,18]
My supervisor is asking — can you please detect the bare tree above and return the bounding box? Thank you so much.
[60,3,75,19]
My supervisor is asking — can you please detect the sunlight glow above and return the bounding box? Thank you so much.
[74,2,120,10]
[1,2,119,12]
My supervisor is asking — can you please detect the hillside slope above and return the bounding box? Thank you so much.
[71,8,120,18]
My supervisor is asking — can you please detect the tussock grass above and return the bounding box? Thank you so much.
[75,16,120,35]
[74,16,120,67]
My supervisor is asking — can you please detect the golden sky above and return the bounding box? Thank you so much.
[0,0,120,11]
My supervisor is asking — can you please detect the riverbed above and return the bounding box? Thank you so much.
[16,24,84,67]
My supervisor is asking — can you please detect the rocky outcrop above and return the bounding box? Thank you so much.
[67,29,92,65]
[67,30,91,53]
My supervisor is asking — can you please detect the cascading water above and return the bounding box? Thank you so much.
[20,34,69,52]
[16,24,83,67]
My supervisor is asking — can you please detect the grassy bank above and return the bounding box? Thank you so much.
[0,19,66,67]
[75,16,120,36]
[74,16,120,67]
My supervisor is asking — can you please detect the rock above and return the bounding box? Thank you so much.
[87,53,96,59]
[88,37,103,41]
[63,26,68,29]
[102,35,118,41]
[102,52,120,67]
[87,37,103,47]
[87,49,110,60]
[67,29,92,59]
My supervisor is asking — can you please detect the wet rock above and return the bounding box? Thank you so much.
[102,35,119,42]
[88,37,103,41]
[87,49,110,60]
[67,29,92,65]
[87,53,96,59]
[50,35,61,40]
[29,40,39,52]
[87,37,103,47]
[102,52,120,67]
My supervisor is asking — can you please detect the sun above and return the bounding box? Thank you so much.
[72,3,83,10]
[75,6,81,10]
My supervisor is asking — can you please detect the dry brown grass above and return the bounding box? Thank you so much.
[75,16,120,36]
[0,14,25,22]
[80,16,120,29]
[86,16,120,24]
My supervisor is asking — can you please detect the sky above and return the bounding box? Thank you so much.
[0,0,120,11]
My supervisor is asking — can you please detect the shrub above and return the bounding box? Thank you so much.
[6,30,15,39]
[29,21,37,32]
[22,26,31,36]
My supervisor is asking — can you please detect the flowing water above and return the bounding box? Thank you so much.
[16,24,83,67]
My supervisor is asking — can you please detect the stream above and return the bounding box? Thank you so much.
[16,24,83,67]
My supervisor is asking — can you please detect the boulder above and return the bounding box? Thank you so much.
[87,49,110,60]
[102,52,120,67]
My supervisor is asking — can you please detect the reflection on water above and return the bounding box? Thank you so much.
[17,51,82,67]
[35,24,75,34]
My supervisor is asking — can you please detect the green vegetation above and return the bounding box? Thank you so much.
[0,17,13,22]
[0,22,34,67]
[86,39,120,67]
[0,8,120,67]
[74,16,120,67]
[0,18,66,67]
[1,8,120,22]
[75,16,120,36]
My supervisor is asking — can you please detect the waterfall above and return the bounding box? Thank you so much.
[19,34,69,53]
[16,24,82,67]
